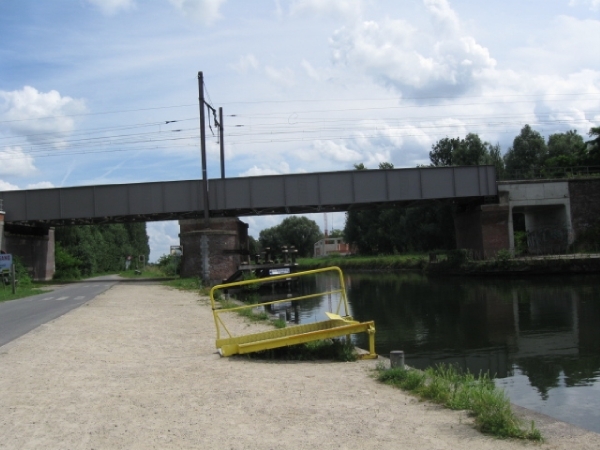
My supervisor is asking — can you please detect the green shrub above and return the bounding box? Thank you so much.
[156,254,181,276]
[53,244,82,280]
[514,231,528,256]
[445,249,469,266]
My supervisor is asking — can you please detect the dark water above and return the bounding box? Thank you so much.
[290,271,600,434]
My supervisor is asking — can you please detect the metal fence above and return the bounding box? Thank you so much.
[525,227,574,255]
[500,166,600,181]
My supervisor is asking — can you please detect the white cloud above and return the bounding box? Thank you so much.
[86,0,135,15]
[423,0,460,38]
[0,86,86,148]
[0,180,19,191]
[510,16,600,75]
[309,140,362,162]
[168,0,227,24]
[0,146,36,177]
[329,3,496,98]
[26,181,55,190]
[301,59,320,80]
[232,54,260,73]
[569,0,600,11]
[290,0,364,19]
[239,162,291,177]
[264,66,296,88]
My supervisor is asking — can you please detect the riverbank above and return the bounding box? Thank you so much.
[1,283,598,449]
[299,252,600,276]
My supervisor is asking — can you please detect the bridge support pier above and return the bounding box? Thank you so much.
[2,224,55,280]
[179,218,249,285]
[454,202,510,260]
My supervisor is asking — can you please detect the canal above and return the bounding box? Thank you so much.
[290,271,600,434]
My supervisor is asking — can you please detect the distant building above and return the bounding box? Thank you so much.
[313,237,351,258]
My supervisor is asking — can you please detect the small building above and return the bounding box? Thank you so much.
[313,237,351,258]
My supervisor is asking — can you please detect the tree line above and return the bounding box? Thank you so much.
[345,124,600,255]
[54,223,150,279]
[430,125,600,179]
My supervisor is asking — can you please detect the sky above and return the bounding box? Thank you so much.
[1,0,599,261]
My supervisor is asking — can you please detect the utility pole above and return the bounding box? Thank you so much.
[198,71,210,286]
[198,71,210,228]
[219,106,225,179]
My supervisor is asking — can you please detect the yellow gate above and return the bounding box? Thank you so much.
[209,266,376,359]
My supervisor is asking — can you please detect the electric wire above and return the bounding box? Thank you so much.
[1,94,598,161]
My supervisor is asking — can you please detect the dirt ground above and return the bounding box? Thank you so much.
[1,283,599,450]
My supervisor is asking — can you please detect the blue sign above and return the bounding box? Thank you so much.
[0,253,12,271]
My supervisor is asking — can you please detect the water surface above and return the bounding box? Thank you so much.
[290,271,600,433]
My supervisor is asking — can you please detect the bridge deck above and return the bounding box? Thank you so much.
[0,166,496,225]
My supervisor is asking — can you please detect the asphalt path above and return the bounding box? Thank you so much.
[0,275,121,348]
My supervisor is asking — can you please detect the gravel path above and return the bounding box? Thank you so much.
[0,283,598,449]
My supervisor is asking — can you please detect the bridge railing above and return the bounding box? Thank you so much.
[500,166,600,181]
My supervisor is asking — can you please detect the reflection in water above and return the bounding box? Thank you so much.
[294,272,600,433]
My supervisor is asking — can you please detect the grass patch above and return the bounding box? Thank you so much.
[163,277,203,292]
[376,363,542,441]
[0,284,48,303]
[119,266,170,278]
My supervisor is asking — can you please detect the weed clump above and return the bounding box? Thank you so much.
[376,363,542,441]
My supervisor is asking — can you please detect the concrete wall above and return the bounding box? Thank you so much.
[3,224,55,281]
[454,201,510,259]
[454,205,484,258]
[569,179,600,242]
[179,218,249,284]
[498,181,572,254]
[455,179,594,258]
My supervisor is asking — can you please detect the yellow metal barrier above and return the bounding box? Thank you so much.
[209,266,376,359]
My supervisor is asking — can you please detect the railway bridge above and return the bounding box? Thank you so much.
[8,165,594,282]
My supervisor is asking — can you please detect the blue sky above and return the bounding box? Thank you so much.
[1,0,599,260]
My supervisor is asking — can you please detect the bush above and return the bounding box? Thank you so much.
[514,231,528,256]
[446,249,469,266]
[156,254,181,276]
[12,256,33,287]
[54,244,82,280]
[376,364,542,440]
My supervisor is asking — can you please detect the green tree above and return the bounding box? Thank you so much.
[259,216,322,257]
[504,125,548,178]
[485,142,505,178]
[586,126,600,166]
[429,134,503,170]
[453,133,488,166]
[54,222,149,277]
[329,229,344,238]
[546,130,586,168]
[429,137,459,166]
[343,162,456,254]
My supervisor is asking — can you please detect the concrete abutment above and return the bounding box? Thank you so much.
[179,217,249,284]
[2,224,55,281]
